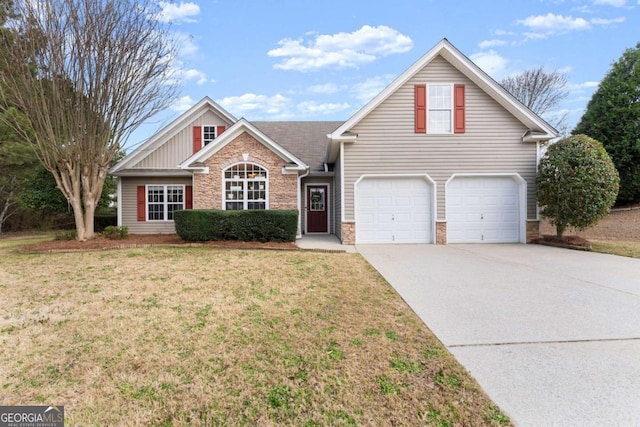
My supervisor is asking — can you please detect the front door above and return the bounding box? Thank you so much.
[307,185,328,233]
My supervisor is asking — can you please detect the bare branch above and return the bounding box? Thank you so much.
[0,0,180,239]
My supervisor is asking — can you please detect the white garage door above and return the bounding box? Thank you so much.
[356,177,432,244]
[447,176,521,243]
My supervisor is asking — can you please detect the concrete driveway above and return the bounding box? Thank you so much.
[357,244,640,427]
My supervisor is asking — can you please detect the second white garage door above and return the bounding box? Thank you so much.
[447,176,522,243]
[355,177,433,244]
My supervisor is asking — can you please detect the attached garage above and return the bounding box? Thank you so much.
[446,175,525,243]
[355,176,434,244]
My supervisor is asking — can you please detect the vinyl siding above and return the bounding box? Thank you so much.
[132,111,229,169]
[121,176,192,234]
[343,55,537,221]
[333,153,342,239]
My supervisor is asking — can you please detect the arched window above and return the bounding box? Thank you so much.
[224,163,268,210]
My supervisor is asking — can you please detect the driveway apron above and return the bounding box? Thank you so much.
[357,244,640,427]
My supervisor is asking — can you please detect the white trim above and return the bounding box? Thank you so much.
[353,174,437,244]
[180,118,307,171]
[116,177,122,226]
[145,184,186,222]
[221,162,269,211]
[445,173,527,243]
[110,96,236,174]
[327,39,558,159]
[304,182,331,234]
[296,168,310,238]
[426,83,455,135]
[340,142,345,223]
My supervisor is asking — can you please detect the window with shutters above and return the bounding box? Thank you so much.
[428,84,453,134]
[224,163,268,210]
[147,185,184,221]
[203,126,216,145]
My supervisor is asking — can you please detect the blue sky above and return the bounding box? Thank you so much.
[130,0,639,149]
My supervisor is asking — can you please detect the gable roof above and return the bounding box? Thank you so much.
[327,38,558,159]
[253,121,343,172]
[178,118,307,171]
[110,96,237,174]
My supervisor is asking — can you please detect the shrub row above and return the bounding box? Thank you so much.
[173,209,298,242]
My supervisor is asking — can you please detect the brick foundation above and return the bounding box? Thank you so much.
[526,220,540,243]
[341,221,355,245]
[436,221,447,245]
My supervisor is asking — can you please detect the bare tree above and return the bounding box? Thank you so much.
[501,67,569,134]
[0,0,179,240]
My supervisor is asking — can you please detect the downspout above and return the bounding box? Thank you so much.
[297,167,310,239]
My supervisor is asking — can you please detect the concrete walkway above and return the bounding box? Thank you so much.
[357,244,640,427]
[296,234,357,253]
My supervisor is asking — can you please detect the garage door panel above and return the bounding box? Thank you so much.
[447,176,521,243]
[356,177,433,244]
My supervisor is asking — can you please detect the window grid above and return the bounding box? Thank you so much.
[428,85,452,134]
[203,126,216,146]
[147,185,184,221]
[224,163,267,210]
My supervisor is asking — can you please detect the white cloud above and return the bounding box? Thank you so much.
[568,81,600,92]
[182,68,208,85]
[307,83,342,94]
[590,16,626,24]
[297,101,351,115]
[518,13,591,33]
[268,25,413,72]
[156,1,200,24]
[479,39,508,49]
[175,32,199,57]
[469,50,510,79]
[218,93,293,118]
[593,0,627,6]
[516,12,626,38]
[171,95,195,113]
[350,74,396,103]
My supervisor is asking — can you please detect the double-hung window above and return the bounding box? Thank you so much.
[203,126,216,146]
[224,163,267,210]
[147,185,184,221]
[428,84,453,134]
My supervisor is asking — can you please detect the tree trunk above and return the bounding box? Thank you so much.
[556,223,565,238]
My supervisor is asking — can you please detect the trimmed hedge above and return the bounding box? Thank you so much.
[174,209,298,242]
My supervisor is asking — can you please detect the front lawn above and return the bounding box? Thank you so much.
[0,245,510,426]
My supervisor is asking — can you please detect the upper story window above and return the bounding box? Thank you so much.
[428,84,453,134]
[224,163,268,210]
[147,185,184,221]
[203,126,217,145]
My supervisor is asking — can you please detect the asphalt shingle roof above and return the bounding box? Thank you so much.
[252,121,344,172]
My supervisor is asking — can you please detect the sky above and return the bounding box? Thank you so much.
[129,0,639,149]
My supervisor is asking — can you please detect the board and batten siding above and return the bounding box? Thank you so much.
[121,176,192,234]
[342,55,537,222]
[132,110,228,169]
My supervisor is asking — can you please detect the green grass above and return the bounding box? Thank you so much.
[0,245,511,426]
[0,233,54,249]
[591,240,640,259]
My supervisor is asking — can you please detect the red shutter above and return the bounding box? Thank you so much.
[216,125,226,136]
[137,186,146,221]
[454,84,465,134]
[185,185,193,209]
[414,85,427,133]
[193,126,202,153]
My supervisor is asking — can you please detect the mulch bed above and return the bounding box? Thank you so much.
[532,234,592,251]
[20,234,299,253]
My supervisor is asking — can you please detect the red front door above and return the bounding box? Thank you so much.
[307,185,328,233]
